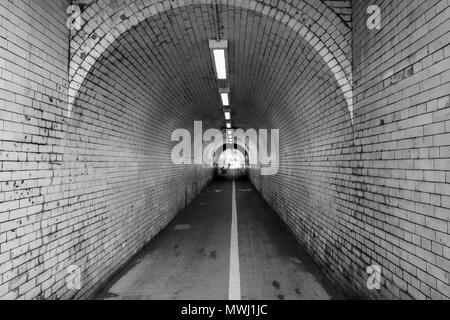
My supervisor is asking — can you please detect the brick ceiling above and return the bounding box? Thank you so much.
[322,0,352,28]
[78,3,348,134]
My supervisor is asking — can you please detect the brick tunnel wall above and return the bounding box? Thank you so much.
[0,0,449,301]
[247,29,358,298]
[250,0,450,300]
[0,0,213,299]
[0,0,72,299]
[352,0,450,299]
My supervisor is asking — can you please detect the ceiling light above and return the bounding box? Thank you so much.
[226,123,231,129]
[213,50,227,79]
[209,40,228,80]
[225,112,231,120]
[221,93,229,106]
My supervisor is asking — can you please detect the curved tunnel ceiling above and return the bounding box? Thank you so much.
[75,3,352,141]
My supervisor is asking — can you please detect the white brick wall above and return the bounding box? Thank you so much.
[349,0,450,299]
[251,0,449,300]
[1,0,449,300]
[0,0,213,299]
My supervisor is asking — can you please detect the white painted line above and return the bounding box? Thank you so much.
[229,175,241,300]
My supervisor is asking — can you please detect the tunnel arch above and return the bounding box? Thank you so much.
[68,0,354,123]
[1,0,449,301]
[60,0,357,299]
[204,138,257,167]
[214,143,252,166]
[217,148,247,169]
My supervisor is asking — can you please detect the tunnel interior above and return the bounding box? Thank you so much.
[1,0,449,301]
[66,3,354,298]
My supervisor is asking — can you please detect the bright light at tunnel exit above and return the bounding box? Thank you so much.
[219,149,245,169]
[213,49,227,79]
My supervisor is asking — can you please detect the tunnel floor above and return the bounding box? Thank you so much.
[96,172,342,300]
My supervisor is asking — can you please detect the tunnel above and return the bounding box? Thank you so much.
[0,0,449,301]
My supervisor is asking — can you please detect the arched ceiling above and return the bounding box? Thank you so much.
[74,3,350,141]
[68,0,354,124]
[322,0,352,28]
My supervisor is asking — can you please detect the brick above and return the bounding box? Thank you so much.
[434,134,450,146]
[435,159,450,170]
[0,0,448,302]
[437,96,450,110]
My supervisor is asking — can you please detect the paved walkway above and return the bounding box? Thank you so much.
[96,172,341,300]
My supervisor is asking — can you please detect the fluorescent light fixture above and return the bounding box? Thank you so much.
[226,123,231,128]
[221,93,229,106]
[227,130,233,135]
[209,40,228,80]
[213,49,227,79]
[219,87,230,107]
[224,112,231,120]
